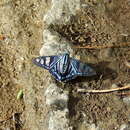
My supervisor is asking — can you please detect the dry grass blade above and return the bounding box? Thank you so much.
[77,85,130,93]
[75,42,130,49]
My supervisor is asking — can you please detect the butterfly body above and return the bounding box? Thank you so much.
[33,53,96,82]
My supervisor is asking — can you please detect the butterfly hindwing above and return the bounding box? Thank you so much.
[49,59,77,82]
[48,57,96,82]
[33,55,60,70]
[49,65,77,82]
[49,66,62,81]
[70,58,96,76]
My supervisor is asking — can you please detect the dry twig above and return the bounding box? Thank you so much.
[77,85,130,93]
[116,92,130,96]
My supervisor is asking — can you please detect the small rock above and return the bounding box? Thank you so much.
[88,124,100,130]
[40,29,74,56]
[99,48,113,60]
[78,121,100,130]
[49,110,71,130]
[120,124,130,130]
[111,84,118,88]
[44,0,80,25]
[44,83,69,110]
[123,97,130,106]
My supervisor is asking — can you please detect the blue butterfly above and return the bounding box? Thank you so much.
[33,53,96,82]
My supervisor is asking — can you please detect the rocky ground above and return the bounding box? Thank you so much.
[0,0,130,130]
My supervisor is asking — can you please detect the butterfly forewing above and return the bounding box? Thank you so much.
[33,55,59,70]
[49,64,77,82]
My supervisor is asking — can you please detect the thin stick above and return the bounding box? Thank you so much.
[77,85,130,93]
[74,42,130,49]
[116,92,130,96]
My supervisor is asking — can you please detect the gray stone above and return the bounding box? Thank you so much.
[41,0,79,130]
[45,83,69,110]
[48,110,72,130]
[44,0,80,25]
[44,81,71,130]
[40,29,74,56]
[41,29,74,130]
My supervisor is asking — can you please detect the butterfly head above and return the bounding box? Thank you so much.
[58,53,70,75]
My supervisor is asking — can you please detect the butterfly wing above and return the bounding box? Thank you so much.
[48,58,77,82]
[33,54,96,82]
[49,66,62,81]
[49,59,77,82]
[49,65,77,82]
[70,58,96,76]
[33,55,60,70]
[49,57,96,82]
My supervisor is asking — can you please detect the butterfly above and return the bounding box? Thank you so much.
[33,53,96,82]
